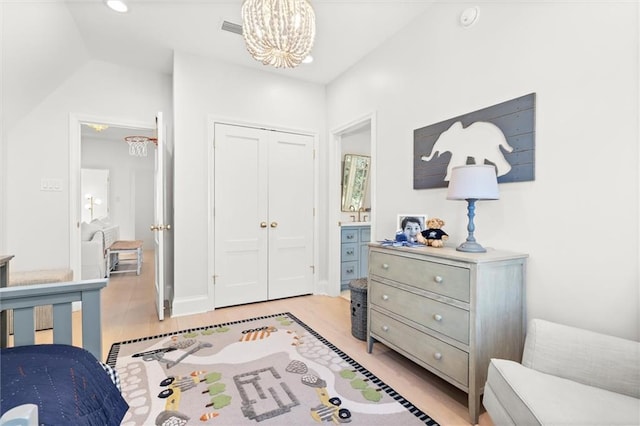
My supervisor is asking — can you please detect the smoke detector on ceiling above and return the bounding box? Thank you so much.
[460,7,479,27]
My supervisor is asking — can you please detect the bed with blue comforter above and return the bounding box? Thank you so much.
[0,344,128,425]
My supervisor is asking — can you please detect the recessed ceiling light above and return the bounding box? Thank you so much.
[105,0,128,13]
[86,123,109,132]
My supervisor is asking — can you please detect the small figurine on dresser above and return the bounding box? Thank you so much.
[417,217,449,247]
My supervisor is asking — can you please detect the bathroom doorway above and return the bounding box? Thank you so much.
[329,113,376,298]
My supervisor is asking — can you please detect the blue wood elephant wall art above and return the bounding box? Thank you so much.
[414,93,535,189]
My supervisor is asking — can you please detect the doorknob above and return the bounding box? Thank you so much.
[260,222,267,228]
[270,222,278,228]
[150,224,172,231]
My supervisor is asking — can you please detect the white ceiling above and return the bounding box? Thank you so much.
[66,0,436,84]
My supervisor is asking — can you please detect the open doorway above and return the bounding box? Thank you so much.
[81,124,155,240]
[69,115,156,281]
[328,113,377,298]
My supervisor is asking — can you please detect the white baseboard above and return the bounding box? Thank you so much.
[316,279,341,297]
[171,295,211,317]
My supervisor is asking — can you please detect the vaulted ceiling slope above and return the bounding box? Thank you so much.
[2,2,89,133]
[2,1,435,133]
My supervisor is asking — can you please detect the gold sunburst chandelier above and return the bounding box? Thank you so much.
[241,0,316,68]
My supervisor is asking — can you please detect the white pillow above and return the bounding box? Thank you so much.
[81,221,101,241]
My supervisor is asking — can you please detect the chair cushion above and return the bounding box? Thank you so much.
[486,359,640,426]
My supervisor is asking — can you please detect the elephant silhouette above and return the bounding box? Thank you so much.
[421,121,514,180]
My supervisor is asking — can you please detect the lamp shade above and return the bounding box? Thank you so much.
[446,165,499,200]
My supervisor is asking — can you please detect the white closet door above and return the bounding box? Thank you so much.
[214,124,268,307]
[213,123,314,307]
[267,131,314,299]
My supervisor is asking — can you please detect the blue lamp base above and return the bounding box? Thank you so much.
[456,198,487,253]
[456,240,487,253]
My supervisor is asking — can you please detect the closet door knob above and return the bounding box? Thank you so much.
[260,222,267,228]
[270,222,278,228]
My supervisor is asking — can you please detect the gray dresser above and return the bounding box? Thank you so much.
[367,244,527,424]
[340,225,371,290]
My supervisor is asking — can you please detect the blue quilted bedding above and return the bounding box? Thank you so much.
[0,344,128,425]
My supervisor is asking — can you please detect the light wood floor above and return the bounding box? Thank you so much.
[49,250,494,426]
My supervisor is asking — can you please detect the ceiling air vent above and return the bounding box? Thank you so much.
[221,21,243,35]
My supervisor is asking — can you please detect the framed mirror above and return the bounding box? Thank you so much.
[341,154,371,212]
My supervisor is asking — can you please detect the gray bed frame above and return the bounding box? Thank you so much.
[0,278,108,425]
[0,278,108,360]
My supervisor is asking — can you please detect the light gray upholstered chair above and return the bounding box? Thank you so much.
[483,318,640,426]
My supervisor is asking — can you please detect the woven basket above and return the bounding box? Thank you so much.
[349,278,368,341]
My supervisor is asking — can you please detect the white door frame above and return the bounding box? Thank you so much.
[207,115,319,309]
[328,112,377,297]
[153,111,167,321]
[68,114,155,280]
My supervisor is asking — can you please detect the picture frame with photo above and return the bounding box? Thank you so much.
[397,214,428,243]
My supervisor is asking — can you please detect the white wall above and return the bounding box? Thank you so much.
[327,2,639,340]
[1,2,90,253]
[6,60,171,272]
[172,52,326,315]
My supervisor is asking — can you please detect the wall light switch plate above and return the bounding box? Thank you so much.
[40,178,63,191]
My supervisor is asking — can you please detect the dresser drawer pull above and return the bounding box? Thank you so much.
[346,267,354,274]
[434,275,443,283]
[433,352,443,361]
[346,249,354,255]
[347,234,355,239]
[381,325,389,332]
[433,314,442,322]
[382,263,389,270]
[382,294,389,301]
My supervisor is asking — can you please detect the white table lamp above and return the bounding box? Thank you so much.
[446,165,499,253]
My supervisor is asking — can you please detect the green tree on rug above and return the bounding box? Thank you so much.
[339,369,383,402]
[202,383,226,396]
[206,394,232,409]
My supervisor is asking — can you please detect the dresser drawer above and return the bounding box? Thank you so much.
[341,261,359,281]
[370,309,469,386]
[370,281,470,344]
[341,228,359,243]
[369,251,470,302]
